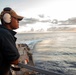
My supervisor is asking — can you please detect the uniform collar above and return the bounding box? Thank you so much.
[0,25,17,36]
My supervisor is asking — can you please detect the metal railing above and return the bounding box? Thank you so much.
[18,63,64,75]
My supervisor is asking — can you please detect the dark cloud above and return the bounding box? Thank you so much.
[38,14,45,18]
[19,16,52,26]
[19,17,39,25]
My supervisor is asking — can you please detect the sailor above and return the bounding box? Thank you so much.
[0,7,23,75]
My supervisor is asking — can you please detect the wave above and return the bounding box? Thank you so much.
[17,39,42,50]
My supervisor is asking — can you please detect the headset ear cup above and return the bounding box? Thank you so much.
[3,13,11,23]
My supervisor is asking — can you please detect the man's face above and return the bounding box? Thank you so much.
[10,17,19,30]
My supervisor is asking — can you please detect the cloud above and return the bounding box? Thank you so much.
[19,15,52,26]
[19,17,39,26]
[38,14,45,18]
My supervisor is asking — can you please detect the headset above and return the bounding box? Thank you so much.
[3,13,11,23]
[2,7,12,23]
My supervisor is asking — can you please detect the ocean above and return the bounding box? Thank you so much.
[16,32,76,75]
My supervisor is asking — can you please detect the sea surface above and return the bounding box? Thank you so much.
[16,32,76,75]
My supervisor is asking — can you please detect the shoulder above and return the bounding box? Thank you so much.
[0,27,11,36]
[0,28,11,38]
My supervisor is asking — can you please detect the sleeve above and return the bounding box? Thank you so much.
[1,33,20,63]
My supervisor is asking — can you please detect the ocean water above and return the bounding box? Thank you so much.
[16,32,76,75]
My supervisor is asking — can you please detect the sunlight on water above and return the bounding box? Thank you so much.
[16,32,76,75]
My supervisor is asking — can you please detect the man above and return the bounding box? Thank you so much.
[0,7,23,75]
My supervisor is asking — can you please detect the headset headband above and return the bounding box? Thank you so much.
[0,7,23,21]
[3,7,12,11]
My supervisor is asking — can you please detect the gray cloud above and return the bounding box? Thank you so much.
[19,16,51,26]
[38,14,45,18]
[19,17,39,25]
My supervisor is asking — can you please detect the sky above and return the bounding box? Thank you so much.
[0,0,76,20]
[0,0,76,33]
